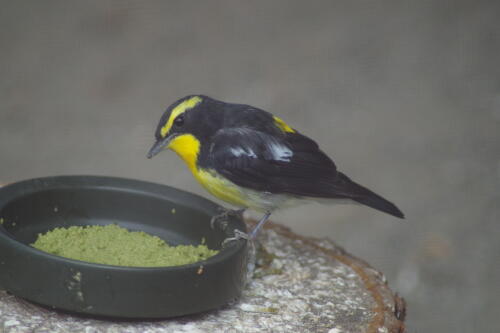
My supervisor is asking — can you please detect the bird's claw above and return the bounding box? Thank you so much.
[222,229,249,247]
[210,214,229,230]
[210,208,245,230]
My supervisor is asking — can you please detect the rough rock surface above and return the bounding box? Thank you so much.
[0,222,405,333]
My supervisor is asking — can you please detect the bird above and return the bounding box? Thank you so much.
[147,95,404,242]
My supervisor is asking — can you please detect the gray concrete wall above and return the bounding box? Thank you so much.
[1,1,499,331]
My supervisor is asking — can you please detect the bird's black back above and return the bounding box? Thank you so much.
[190,97,404,219]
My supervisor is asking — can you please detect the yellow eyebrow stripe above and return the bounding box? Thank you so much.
[160,96,203,138]
[273,116,295,133]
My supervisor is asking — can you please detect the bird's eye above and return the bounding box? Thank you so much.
[174,115,184,127]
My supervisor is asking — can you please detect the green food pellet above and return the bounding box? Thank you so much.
[31,224,218,267]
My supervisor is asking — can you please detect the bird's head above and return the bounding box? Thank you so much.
[147,95,222,167]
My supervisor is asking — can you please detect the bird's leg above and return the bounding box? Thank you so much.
[210,207,246,230]
[249,211,271,239]
[222,211,271,247]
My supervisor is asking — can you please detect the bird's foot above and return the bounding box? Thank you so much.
[221,229,249,247]
[210,208,245,230]
[221,211,271,247]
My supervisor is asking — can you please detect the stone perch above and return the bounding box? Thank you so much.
[0,221,406,333]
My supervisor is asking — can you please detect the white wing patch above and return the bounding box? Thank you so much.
[220,127,293,162]
[268,142,293,162]
[230,146,257,158]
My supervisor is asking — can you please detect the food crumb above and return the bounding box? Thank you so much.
[73,271,82,282]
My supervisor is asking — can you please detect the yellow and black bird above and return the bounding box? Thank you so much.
[148,95,404,240]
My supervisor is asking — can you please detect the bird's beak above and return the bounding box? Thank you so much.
[147,135,173,159]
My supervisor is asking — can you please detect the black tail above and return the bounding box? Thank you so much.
[335,172,405,219]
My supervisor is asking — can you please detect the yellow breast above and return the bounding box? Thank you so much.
[195,169,249,208]
[167,134,249,208]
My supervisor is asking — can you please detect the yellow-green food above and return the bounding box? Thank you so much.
[31,224,218,267]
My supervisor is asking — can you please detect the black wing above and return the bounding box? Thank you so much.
[206,127,345,198]
[206,127,405,218]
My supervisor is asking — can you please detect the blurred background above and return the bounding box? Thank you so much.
[1,1,498,331]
